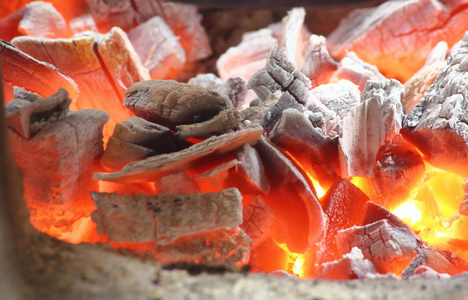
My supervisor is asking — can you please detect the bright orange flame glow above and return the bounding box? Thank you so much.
[392,200,422,226]
[275,241,306,277]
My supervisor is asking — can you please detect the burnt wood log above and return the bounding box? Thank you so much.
[101,117,187,171]
[301,34,338,87]
[124,80,232,129]
[0,40,78,103]
[270,108,340,188]
[317,247,377,280]
[337,219,423,275]
[91,188,243,244]
[339,79,404,177]
[94,124,263,183]
[402,32,468,177]
[6,88,109,206]
[327,0,468,82]
[309,79,360,118]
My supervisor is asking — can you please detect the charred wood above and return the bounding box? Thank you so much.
[309,80,360,118]
[301,34,338,87]
[91,188,243,244]
[194,160,240,193]
[361,201,413,231]
[18,1,69,38]
[240,196,275,249]
[279,7,308,69]
[155,171,199,195]
[317,247,377,280]
[232,144,270,195]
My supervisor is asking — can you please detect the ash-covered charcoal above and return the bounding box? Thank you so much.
[402,33,468,177]
[340,79,404,178]
[5,87,70,138]
[194,160,240,193]
[408,266,450,280]
[91,188,243,244]
[270,108,339,188]
[101,117,187,171]
[402,246,468,278]
[301,34,338,88]
[327,0,468,82]
[305,95,340,137]
[361,201,412,231]
[309,80,360,119]
[156,171,199,195]
[317,247,377,280]
[254,136,325,252]
[0,8,25,41]
[279,7,308,69]
[247,44,311,104]
[0,40,78,103]
[18,1,69,38]
[240,196,275,249]
[124,80,232,129]
[69,14,98,34]
[217,28,277,81]
[336,219,423,275]
[403,41,448,113]
[188,74,248,110]
[7,89,109,205]
[88,0,135,32]
[128,16,186,79]
[152,227,252,268]
[260,92,306,133]
[94,124,263,183]
[331,52,386,91]
[317,179,369,264]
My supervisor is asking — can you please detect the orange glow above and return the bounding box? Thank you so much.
[393,200,422,226]
[275,241,307,277]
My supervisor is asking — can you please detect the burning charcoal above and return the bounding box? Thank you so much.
[217,28,276,81]
[336,219,423,274]
[240,196,275,249]
[270,108,339,188]
[305,96,340,136]
[88,0,135,32]
[254,136,325,252]
[317,179,369,264]
[301,34,338,88]
[459,180,468,215]
[152,227,251,268]
[247,44,311,104]
[11,29,150,139]
[403,41,448,113]
[91,188,243,244]
[408,266,450,280]
[402,246,468,278]
[94,124,263,183]
[156,171,199,195]
[7,88,109,205]
[124,80,232,129]
[402,33,468,176]
[339,79,404,178]
[194,160,240,193]
[0,8,24,41]
[0,40,78,103]
[128,16,186,79]
[232,144,270,195]
[18,1,69,38]
[309,80,360,118]
[188,74,248,110]
[5,87,70,138]
[279,7,308,69]
[361,201,413,230]
[101,117,185,171]
[69,14,98,34]
[331,52,386,91]
[327,0,468,81]
[261,92,307,132]
[317,247,377,280]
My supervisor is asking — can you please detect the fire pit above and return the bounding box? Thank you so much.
[3,0,468,298]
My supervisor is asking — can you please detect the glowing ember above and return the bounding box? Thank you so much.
[275,241,306,277]
[393,200,422,226]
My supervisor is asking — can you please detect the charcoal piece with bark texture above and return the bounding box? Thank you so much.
[0,40,78,103]
[317,247,377,280]
[124,80,232,129]
[5,87,70,139]
[188,74,248,110]
[402,32,468,177]
[7,89,109,205]
[336,219,423,275]
[402,246,468,278]
[101,117,186,171]
[339,79,404,178]
[309,80,360,118]
[302,34,338,87]
[94,124,263,183]
[331,52,386,91]
[152,227,251,268]
[317,179,369,264]
[327,0,468,82]
[19,1,69,38]
[403,41,448,113]
[240,196,275,249]
[128,16,186,79]
[232,144,270,195]
[247,44,311,104]
[91,188,243,244]
[254,136,325,252]
[270,108,339,188]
